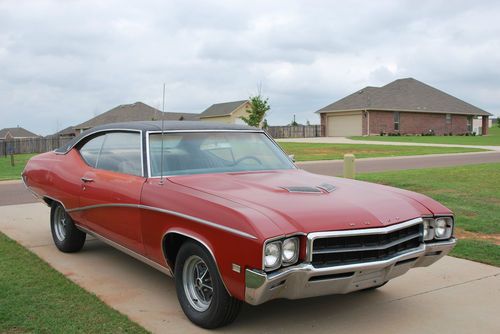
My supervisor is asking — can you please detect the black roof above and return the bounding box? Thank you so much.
[55,121,259,153]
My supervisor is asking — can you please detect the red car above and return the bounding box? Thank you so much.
[23,121,456,328]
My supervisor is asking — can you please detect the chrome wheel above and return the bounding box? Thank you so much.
[182,255,213,312]
[53,205,68,241]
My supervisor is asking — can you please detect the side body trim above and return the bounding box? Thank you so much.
[76,224,173,277]
[66,203,257,240]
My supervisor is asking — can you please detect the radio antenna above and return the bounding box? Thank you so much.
[159,83,166,185]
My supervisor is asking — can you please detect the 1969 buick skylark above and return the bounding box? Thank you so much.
[23,121,456,328]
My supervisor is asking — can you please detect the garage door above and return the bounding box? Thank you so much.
[327,114,362,136]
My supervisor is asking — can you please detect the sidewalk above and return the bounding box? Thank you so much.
[277,136,500,151]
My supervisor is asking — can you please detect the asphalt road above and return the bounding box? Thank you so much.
[1,151,499,206]
[1,203,499,333]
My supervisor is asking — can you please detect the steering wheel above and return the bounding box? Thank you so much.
[232,155,263,166]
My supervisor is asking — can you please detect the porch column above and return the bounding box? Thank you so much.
[482,116,489,135]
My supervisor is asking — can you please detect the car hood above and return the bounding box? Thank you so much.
[168,169,444,236]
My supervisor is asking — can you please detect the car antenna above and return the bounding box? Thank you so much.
[159,83,166,185]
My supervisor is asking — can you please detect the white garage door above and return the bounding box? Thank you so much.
[327,114,362,136]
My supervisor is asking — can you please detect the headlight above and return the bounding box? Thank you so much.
[423,218,435,241]
[433,217,453,239]
[282,237,299,265]
[264,241,282,271]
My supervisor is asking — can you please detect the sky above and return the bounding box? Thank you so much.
[1,0,499,135]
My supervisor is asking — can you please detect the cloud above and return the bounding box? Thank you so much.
[0,0,499,134]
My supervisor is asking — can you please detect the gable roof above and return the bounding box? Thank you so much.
[199,100,249,118]
[0,127,40,139]
[75,102,199,130]
[317,78,491,116]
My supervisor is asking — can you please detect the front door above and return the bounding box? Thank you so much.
[77,131,146,254]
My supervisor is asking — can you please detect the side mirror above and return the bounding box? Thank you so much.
[288,154,296,162]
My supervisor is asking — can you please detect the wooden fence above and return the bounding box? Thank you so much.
[266,125,324,139]
[0,137,73,156]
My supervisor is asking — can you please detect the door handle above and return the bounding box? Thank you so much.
[81,177,94,183]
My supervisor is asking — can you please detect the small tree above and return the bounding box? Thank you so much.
[240,95,270,128]
[497,118,500,128]
[262,118,269,129]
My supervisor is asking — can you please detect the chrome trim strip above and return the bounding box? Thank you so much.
[312,232,422,254]
[66,203,257,240]
[76,224,173,276]
[306,217,423,262]
[162,229,231,296]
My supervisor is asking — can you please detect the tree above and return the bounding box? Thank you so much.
[240,95,270,128]
[290,114,298,126]
[262,118,269,129]
[497,118,500,128]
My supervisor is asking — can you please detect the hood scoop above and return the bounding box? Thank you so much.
[281,183,336,194]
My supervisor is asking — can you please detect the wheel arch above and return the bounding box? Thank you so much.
[161,229,231,296]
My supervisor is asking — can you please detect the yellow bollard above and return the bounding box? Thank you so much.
[343,154,355,179]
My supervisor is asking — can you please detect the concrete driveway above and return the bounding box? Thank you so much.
[1,202,499,333]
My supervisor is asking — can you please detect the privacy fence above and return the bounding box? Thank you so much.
[266,125,324,139]
[0,137,72,156]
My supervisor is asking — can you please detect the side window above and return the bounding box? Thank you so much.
[97,132,143,176]
[394,112,400,131]
[79,135,105,168]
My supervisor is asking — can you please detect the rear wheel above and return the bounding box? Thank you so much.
[50,202,86,253]
[175,241,241,329]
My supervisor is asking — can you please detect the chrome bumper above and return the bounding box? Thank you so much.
[245,238,456,305]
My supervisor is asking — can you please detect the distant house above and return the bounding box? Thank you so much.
[316,78,492,136]
[45,126,77,139]
[74,102,199,134]
[0,126,40,140]
[199,100,250,124]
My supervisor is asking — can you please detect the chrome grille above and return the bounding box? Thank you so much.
[310,220,423,268]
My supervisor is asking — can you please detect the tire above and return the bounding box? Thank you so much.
[50,202,86,253]
[362,281,388,291]
[175,241,241,329]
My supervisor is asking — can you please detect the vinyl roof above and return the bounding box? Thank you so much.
[55,121,259,153]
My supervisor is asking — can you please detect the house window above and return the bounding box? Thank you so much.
[467,116,473,133]
[394,112,400,131]
[446,114,451,124]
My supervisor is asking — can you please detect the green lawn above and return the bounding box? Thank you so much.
[350,126,500,146]
[0,153,36,181]
[0,232,148,333]
[279,142,485,162]
[357,163,500,266]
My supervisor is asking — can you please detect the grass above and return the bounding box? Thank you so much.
[350,126,500,146]
[278,142,485,162]
[0,232,148,334]
[0,153,36,181]
[357,163,500,266]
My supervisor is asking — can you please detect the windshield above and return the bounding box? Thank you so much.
[148,132,295,176]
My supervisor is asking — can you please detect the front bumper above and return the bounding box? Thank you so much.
[245,238,456,305]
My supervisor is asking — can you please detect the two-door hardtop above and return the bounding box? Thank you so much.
[23,121,456,328]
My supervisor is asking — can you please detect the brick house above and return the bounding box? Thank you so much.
[0,126,40,140]
[317,78,492,136]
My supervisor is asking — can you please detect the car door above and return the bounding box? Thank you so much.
[77,131,146,254]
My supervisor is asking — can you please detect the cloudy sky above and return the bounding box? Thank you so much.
[1,0,499,135]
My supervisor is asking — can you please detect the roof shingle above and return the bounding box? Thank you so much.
[317,78,491,116]
[75,102,199,130]
[199,100,248,118]
[0,127,40,139]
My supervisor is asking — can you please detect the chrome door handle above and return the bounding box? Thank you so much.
[81,177,94,183]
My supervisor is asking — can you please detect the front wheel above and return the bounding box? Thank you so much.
[50,202,86,253]
[175,241,241,329]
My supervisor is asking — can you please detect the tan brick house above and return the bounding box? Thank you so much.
[317,78,492,136]
[199,100,250,124]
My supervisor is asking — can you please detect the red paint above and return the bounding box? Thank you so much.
[23,147,452,301]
